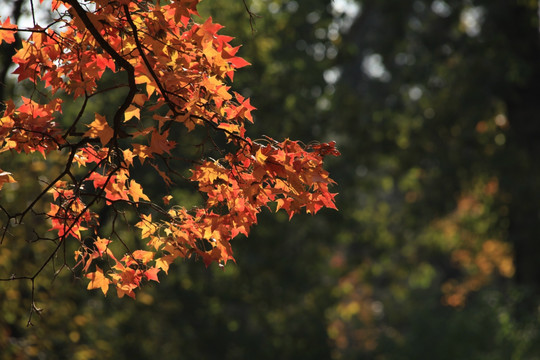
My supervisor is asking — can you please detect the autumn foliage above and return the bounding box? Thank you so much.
[0,0,338,300]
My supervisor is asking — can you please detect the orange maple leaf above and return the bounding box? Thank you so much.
[94,237,112,256]
[149,130,176,156]
[144,267,160,282]
[163,195,173,205]
[131,250,154,265]
[0,17,17,44]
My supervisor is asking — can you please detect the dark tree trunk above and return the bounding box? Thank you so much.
[495,3,540,288]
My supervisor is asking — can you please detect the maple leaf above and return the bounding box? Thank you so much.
[94,237,111,256]
[122,149,135,167]
[147,236,165,251]
[136,214,159,238]
[217,122,241,135]
[133,94,147,106]
[155,257,171,274]
[131,250,154,265]
[311,141,341,157]
[144,267,160,282]
[87,266,110,296]
[84,114,114,146]
[0,17,17,44]
[163,195,173,205]
[0,170,16,190]
[132,144,150,164]
[149,130,176,156]
[227,53,251,69]
[255,148,268,163]
[129,179,150,203]
[124,105,140,122]
[202,75,232,101]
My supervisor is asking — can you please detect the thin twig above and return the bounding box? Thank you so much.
[242,0,260,34]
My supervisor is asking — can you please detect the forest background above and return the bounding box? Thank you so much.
[1,0,540,359]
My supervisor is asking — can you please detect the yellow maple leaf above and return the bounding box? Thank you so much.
[135,74,156,96]
[135,214,158,238]
[122,149,135,167]
[202,75,232,101]
[124,104,140,122]
[255,148,268,163]
[132,144,150,164]
[147,236,165,250]
[155,256,172,274]
[84,114,114,146]
[132,250,154,264]
[217,122,240,135]
[86,266,110,296]
[129,179,150,202]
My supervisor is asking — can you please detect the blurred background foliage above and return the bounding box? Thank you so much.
[2,0,540,358]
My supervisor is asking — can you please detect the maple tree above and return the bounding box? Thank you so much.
[0,0,338,310]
